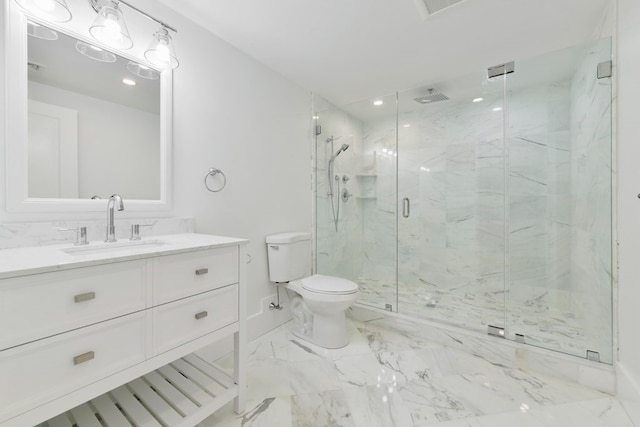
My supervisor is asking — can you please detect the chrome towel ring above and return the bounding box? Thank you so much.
[204,168,227,192]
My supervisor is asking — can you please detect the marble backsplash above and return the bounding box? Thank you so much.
[0,217,194,250]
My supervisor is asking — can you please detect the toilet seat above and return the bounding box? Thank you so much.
[300,274,358,295]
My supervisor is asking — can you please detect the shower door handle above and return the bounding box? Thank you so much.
[402,198,410,218]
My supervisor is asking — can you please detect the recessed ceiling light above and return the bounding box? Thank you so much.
[122,78,136,86]
[373,99,384,106]
[472,97,484,103]
[493,107,503,111]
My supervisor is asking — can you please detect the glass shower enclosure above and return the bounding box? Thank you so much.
[314,38,613,363]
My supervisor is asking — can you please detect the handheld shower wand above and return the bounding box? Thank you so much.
[329,144,350,162]
[327,143,350,231]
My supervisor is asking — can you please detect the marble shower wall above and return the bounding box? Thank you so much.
[314,38,613,362]
[568,38,613,362]
[506,80,573,312]
[315,102,365,282]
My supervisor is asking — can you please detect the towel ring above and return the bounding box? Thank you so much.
[204,168,227,192]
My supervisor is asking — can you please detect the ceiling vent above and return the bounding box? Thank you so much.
[414,0,467,19]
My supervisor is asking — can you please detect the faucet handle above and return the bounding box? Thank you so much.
[58,226,89,246]
[130,224,152,241]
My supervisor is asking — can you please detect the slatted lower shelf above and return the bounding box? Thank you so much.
[37,354,238,427]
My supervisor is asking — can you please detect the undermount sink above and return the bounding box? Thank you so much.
[61,239,165,256]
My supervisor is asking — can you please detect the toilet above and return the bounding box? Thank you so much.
[266,232,359,349]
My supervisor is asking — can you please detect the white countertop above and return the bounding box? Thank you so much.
[0,233,249,279]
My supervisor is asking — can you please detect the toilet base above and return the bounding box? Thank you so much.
[309,310,349,349]
[284,280,358,349]
[289,308,349,349]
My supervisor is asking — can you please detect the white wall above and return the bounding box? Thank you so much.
[616,0,640,422]
[163,0,312,326]
[0,0,311,337]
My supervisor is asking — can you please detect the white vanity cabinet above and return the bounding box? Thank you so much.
[0,234,247,427]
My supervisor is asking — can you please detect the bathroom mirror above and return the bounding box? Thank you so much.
[5,3,173,212]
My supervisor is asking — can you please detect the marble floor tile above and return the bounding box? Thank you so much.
[343,384,413,427]
[197,396,292,427]
[291,390,354,427]
[203,316,632,427]
[428,397,633,427]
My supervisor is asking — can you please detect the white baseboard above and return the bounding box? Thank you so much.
[196,292,292,362]
[617,362,640,425]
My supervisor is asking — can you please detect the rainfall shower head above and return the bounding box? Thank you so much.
[329,144,350,162]
[414,88,449,104]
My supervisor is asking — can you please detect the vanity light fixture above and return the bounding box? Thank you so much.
[126,61,159,80]
[89,0,132,50]
[15,0,72,22]
[89,0,179,70]
[373,99,384,106]
[144,26,179,70]
[16,0,180,69]
[75,40,116,62]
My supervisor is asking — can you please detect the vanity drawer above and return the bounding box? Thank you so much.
[153,247,238,304]
[0,260,147,350]
[0,312,147,423]
[153,284,238,354]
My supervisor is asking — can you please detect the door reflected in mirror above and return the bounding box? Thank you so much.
[27,22,161,200]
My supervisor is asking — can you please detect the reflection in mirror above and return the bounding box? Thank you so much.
[27,22,161,200]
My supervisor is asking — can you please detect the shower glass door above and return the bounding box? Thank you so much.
[314,94,399,312]
[314,38,613,364]
[396,71,507,334]
[504,38,613,363]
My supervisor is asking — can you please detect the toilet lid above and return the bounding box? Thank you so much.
[301,274,359,295]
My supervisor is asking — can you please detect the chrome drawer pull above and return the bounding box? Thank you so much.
[74,292,96,303]
[195,311,208,320]
[195,268,209,275]
[73,351,95,365]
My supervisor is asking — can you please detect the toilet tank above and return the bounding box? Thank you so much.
[265,232,311,283]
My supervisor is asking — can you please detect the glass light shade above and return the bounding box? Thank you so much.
[89,1,132,50]
[126,61,160,80]
[15,0,72,22]
[27,20,58,40]
[75,40,116,62]
[144,27,179,70]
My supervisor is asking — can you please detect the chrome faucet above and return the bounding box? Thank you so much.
[105,194,124,242]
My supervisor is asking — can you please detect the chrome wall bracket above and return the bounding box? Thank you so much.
[515,333,525,344]
[488,325,506,338]
[385,303,393,312]
[597,61,612,79]
[488,61,515,79]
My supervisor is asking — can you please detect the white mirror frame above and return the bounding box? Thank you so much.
[4,0,173,213]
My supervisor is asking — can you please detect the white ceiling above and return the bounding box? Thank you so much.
[157,0,610,106]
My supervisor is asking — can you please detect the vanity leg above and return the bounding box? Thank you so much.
[233,245,247,414]
[233,329,246,413]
